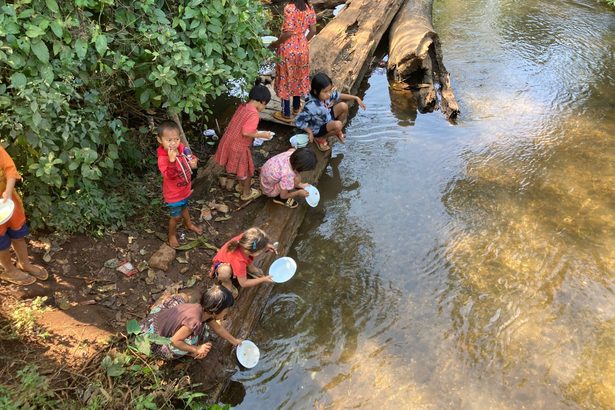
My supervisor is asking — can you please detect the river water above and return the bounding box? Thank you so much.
[224,0,615,408]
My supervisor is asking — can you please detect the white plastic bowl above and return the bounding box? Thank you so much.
[261,36,278,46]
[0,198,15,225]
[290,134,309,148]
[304,185,320,207]
[268,257,297,283]
[236,340,260,368]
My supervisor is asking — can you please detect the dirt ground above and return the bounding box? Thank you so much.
[0,123,292,394]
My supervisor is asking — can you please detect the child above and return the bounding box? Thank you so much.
[209,227,276,296]
[270,0,317,123]
[140,285,241,360]
[214,79,273,201]
[259,148,316,209]
[294,72,367,152]
[0,146,48,286]
[157,120,203,248]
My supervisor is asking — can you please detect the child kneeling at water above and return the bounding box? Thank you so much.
[259,148,316,209]
[209,227,276,296]
[140,285,240,360]
[294,72,366,152]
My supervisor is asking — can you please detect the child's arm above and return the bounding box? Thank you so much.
[170,326,211,358]
[243,130,273,140]
[236,273,273,288]
[339,93,366,109]
[207,319,242,346]
[2,177,16,204]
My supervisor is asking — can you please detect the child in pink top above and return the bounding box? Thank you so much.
[259,148,316,208]
[214,79,273,201]
[209,227,277,296]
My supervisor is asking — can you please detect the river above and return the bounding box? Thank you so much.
[223,0,615,408]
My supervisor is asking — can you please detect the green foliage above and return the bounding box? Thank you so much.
[0,0,272,233]
[0,364,58,409]
[1,296,50,339]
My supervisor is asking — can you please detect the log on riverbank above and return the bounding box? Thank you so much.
[310,0,405,95]
[387,0,459,120]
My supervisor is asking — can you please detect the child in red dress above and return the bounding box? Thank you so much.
[209,227,276,296]
[157,120,202,248]
[214,80,273,201]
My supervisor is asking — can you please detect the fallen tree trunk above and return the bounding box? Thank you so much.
[387,0,459,121]
[309,0,405,95]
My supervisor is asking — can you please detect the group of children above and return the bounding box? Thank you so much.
[147,0,369,361]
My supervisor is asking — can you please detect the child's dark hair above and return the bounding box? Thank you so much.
[291,0,311,11]
[201,285,235,314]
[227,227,270,254]
[309,72,333,99]
[249,78,272,104]
[290,148,317,172]
[157,120,180,137]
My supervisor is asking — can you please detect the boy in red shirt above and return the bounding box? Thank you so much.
[0,146,48,285]
[157,120,203,248]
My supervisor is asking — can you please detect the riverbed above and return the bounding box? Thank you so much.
[224,0,615,407]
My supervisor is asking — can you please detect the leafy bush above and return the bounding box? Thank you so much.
[0,0,271,233]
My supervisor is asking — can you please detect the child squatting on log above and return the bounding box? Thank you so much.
[294,72,366,152]
[259,148,317,209]
[156,120,203,248]
[140,285,241,360]
[209,227,277,297]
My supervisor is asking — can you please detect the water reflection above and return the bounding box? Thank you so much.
[226,0,615,407]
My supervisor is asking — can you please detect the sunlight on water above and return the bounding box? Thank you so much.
[225,0,615,408]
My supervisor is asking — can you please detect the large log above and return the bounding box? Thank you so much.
[309,0,405,95]
[387,0,460,120]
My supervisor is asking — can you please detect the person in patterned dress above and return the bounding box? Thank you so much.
[271,0,317,123]
[214,80,272,201]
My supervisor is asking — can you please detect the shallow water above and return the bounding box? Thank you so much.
[224,0,615,408]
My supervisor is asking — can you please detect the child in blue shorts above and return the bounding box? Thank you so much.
[157,120,203,248]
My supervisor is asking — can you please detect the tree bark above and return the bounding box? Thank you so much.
[309,0,405,95]
[387,0,459,120]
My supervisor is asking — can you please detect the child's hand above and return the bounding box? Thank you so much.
[193,342,212,359]
[168,147,177,163]
[297,189,309,198]
[233,338,244,347]
[259,131,273,140]
[266,243,278,254]
[355,96,366,110]
[306,130,314,143]
[263,275,274,283]
[188,157,198,168]
[1,189,10,204]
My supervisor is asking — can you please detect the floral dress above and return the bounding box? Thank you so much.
[214,103,260,179]
[274,3,316,100]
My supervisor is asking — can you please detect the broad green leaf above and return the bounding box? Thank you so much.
[75,38,88,59]
[95,34,108,56]
[25,25,46,38]
[135,335,151,356]
[45,0,59,13]
[10,73,27,88]
[40,65,54,84]
[146,334,170,345]
[50,21,63,38]
[31,40,50,64]
[106,364,125,377]
[126,319,141,335]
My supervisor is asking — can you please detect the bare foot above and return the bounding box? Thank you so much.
[0,268,36,285]
[336,131,345,143]
[187,223,203,235]
[168,235,180,248]
[17,262,48,281]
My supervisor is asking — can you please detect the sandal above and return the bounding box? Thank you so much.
[240,188,261,201]
[0,269,36,286]
[273,111,293,124]
[272,196,298,209]
[314,137,331,152]
[18,264,48,281]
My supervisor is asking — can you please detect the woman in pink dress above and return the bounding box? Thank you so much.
[270,0,317,123]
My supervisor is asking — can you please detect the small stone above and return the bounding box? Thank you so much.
[148,244,176,271]
[180,267,189,274]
